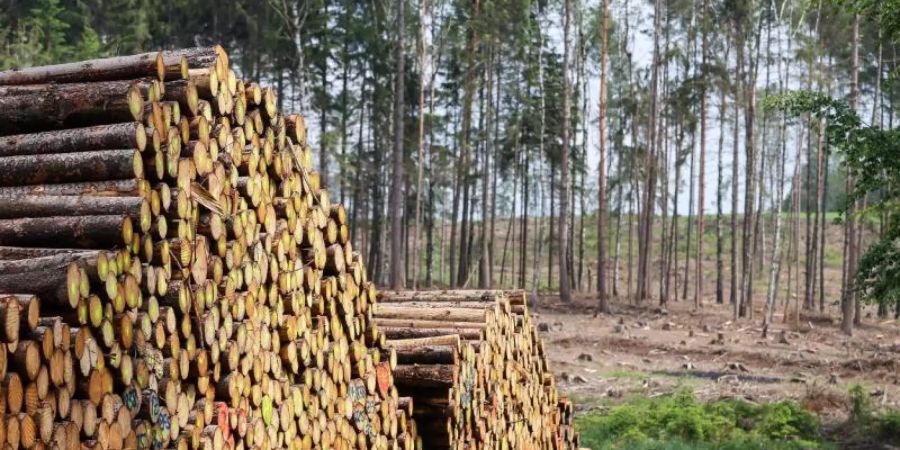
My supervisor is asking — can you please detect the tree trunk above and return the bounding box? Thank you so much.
[765,17,788,326]
[531,16,548,303]
[596,0,609,312]
[548,163,555,290]
[426,179,435,286]
[612,189,623,297]
[458,149,471,286]
[683,131,695,302]
[819,138,829,313]
[519,133,529,289]
[638,0,663,303]
[389,0,407,290]
[479,50,493,289]
[368,102,385,284]
[842,14,860,335]
[807,121,822,312]
[412,0,429,289]
[491,55,502,288]
[659,15,672,306]
[351,79,367,252]
[696,9,708,309]
[449,118,460,287]
[731,41,741,319]
[558,0,572,303]
[715,50,728,305]
[805,4,823,311]
[740,15,763,319]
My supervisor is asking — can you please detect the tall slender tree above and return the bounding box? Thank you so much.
[559,0,573,303]
[412,0,429,289]
[695,0,708,309]
[731,37,741,319]
[389,0,407,289]
[765,2,787,326]
[638,0,663,303]
[842,13,860,335]
[596,0,610,313]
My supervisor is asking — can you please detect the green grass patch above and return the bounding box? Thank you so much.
[841,384,900,445]
[875,411,900,441]
[576,391,832,450]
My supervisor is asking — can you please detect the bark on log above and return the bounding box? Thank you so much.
[0,82,143,135]
[391,346,457,365]
[374,300,508,310]
[0,196,149,226]
[0,247,91,260]
[0,215,132,248]
[386,335,460,349]
[189,69,218,100]
[378,327,483,341]
[0,52,166,85]
[0,252,98,275]
[0,123,147,157]
[373,306,488,323]
[0,254,97,307]
[392,364,456,389]
[373,318,486,329]
[378,289,525,305]
[0,180,145,198]
[0,150,143,186]
[163,47,226,80]
[162,81,199,117]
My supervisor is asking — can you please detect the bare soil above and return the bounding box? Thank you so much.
[535,294,900,421]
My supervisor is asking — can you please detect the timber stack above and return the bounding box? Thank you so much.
[0,48,420,450]
[375,290,580,450]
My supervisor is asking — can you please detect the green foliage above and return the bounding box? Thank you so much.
[575,391,827,450]
[0,0,104,69]
[765,90,900,309]
[840,0,900,44]
[842,384,900,445]
[753,402,820,441]
[848,384,873,425]
[875,411,900,442]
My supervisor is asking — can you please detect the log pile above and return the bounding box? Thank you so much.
[0,48,420,450]
[375,290,580,450]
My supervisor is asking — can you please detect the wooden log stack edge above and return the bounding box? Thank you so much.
[0,48,420,450]
[376,290,580,450]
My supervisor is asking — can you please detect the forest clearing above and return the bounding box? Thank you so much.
[4,0,900,448]
[541,293,900,448]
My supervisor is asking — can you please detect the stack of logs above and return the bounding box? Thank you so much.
[375,290,580,450]
[0,48,420,450]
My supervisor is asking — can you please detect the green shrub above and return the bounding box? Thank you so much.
[874,410,900,443]
[752,401,820,441]
[848,384,873,425]
[575,391,827,450]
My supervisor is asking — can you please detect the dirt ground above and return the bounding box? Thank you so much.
[534,293,900,422]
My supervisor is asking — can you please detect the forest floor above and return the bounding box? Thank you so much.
[536,293,900,424]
